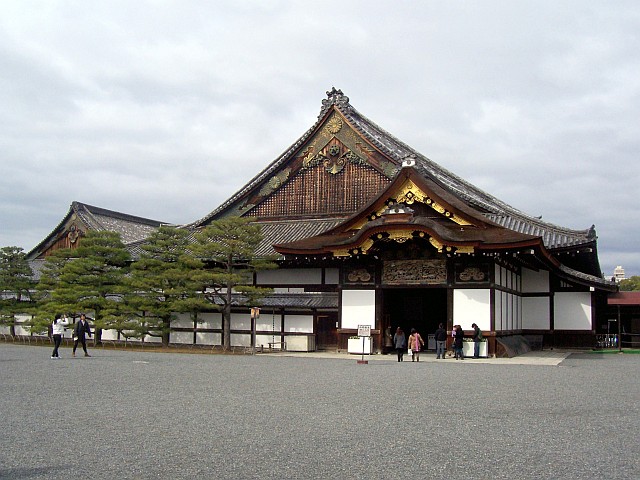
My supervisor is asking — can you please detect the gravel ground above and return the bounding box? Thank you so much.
[0,344,638,480]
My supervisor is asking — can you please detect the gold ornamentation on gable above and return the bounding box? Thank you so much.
[259,168,291,196]
[388,230,412,243]
[380,160,399,179]
[324,114,343,135]
[395,180,472,226]
[67,224,80,244]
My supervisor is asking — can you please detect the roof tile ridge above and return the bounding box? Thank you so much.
[76,202,106,231]
[78,202,166,226]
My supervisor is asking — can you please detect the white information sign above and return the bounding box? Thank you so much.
[358,324,371,337]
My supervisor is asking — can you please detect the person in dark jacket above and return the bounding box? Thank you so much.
[392,327,406,362]
[454,325,464,360]
[72,314,92,357]
[434,323,447,359]
[472,323,482,358]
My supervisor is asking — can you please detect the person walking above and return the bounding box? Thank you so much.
[392,327,406,362]
[454,325,464,360]
[472,323,482,358]
[434,323,447,359]
[408,328,424,362]
[72,314,92,357]
[50,314,70,359]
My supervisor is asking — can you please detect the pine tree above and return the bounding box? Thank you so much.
[125,225,206,346]
[34,231,130,341]
[190,217,277,349]
[0,246,36,336]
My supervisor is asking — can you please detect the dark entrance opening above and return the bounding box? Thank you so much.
[316,312,338,350]
[383,288,447,350]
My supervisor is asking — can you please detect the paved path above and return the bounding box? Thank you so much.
[0,344,638,479]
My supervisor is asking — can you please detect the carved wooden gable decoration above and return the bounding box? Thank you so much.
[243,110,399,219]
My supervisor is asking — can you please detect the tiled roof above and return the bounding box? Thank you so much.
[329,91,594,250]
[206,292,338,309]
[73,202,166,244]
[27,201,167,259]
[254,219,344,256]
[191,88,595,251]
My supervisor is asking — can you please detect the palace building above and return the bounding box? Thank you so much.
[23,88,618,355]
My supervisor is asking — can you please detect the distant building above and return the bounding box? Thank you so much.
[613,266,626,283]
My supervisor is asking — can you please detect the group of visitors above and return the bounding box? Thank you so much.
[392,322,483,361]
[50,313,92,359]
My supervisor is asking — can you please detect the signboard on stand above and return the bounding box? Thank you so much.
[357,324,371,364]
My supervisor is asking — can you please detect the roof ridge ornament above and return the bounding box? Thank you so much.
[402,155,417,167]
[319,87,351,119]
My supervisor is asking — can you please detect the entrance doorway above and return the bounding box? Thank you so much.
[316,313,338,350]
[383,288,447,349]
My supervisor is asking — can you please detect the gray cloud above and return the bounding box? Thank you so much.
[0,0,638,278]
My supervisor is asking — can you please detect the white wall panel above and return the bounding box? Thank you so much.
[453,289,490,331]
[101,329,118,340]
[555,292,592,330]
[284,315,314,333]
[171,331,194,344]
[231,333,251,346]
[494,291,502,331]
[256,268,322,285]
[230,313,252,331]
[341,290,375,329]
[522,297,550,329]
[522,268,549,293]
[197,312,221,329]
[170,313,193,328]
[256,334,282,348]
[196,332,220,345]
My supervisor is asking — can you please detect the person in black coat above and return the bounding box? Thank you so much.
[454,325,464,360]
[434,323,447,359]
[72,314,92,357]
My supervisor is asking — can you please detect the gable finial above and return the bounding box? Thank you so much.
[319,87,351,119]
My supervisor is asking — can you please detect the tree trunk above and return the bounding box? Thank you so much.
[162,317,171,347]
[222,304,231,349]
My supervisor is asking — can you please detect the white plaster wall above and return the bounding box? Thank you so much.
[197,312,222,329]
[494,291,503,331]
[170,313,193,328]
[284,314,314,333]
[231,333,251,346]
[171,331,194,344]
[502,292,509,330]
[196,332,220,345]
[325,268,340,285]
[256,334,282,348]
[555,292,592,330]
[341,290,376,329]
[256,268,322,285]
[256,317,279,331]
[143,335,162,343]
[522,268,549,293]
[453,289,491,331]
[101,329,118,340]
[522,297,550,329]
[230,313,252,331]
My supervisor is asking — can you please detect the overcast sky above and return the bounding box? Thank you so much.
[1,1,638,278]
